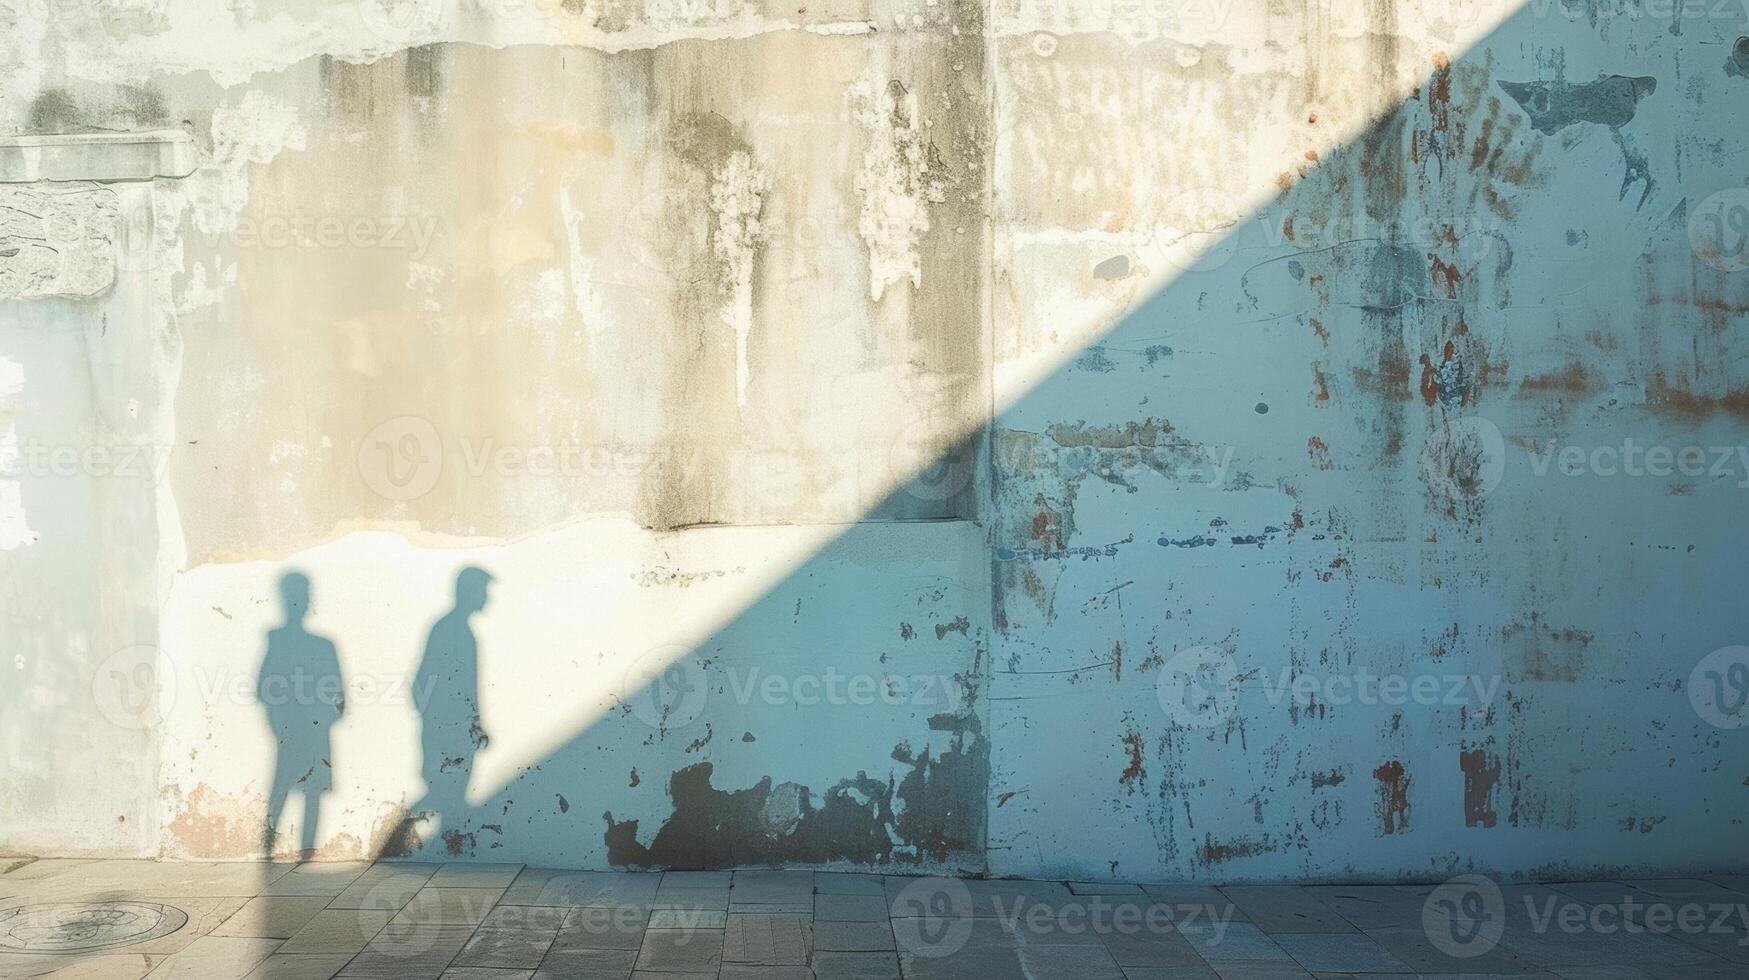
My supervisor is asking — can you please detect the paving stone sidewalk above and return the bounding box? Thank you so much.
[1,859,1746,978]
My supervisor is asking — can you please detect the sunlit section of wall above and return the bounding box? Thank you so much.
[989,0,1521,408]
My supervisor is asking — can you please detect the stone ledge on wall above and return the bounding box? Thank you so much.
[0,130,196,184]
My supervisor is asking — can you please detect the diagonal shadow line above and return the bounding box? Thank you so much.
[370,0,1662,877]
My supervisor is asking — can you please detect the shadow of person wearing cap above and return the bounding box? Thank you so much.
[403,566,494,844]
[258,570,345,859]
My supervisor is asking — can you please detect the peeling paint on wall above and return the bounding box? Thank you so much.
[849,74,943,302]
[2,0,1746,883]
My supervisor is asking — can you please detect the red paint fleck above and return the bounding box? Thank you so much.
[1427,53,1453,134]
[1418,353,1441,407]
[1119,730,1146,792]
[1429,255,1462,299]
[1031,501,1066,551]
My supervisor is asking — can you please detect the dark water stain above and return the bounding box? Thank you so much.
[603,712,987,869]
[1460,748,1501,829]
[1496,75,1657,135]
[27,90,80,133]
[405,45,444,99]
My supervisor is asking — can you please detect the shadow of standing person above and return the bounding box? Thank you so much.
[258,570,345,859]
[411,566,493,837]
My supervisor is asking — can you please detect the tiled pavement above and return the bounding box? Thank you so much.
[1,860,1747,978]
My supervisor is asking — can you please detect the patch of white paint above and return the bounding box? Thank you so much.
[849,74,941,302]
[557,188,612,339]
[198,92,308,239]
[176,259,234,315]
[0,356,35,551]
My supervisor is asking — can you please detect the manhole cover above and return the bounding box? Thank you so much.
[0,902,188,952]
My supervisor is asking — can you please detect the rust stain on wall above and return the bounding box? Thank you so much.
[1372,760,1411,836]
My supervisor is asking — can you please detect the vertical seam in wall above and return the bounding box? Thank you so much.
[977,0,998,873]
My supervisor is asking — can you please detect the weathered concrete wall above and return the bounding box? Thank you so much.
[2,0,1745,880]
[985,1,1749,880]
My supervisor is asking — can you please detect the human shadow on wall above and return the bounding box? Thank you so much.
[258,570,346,859]
[384,566,494,856]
